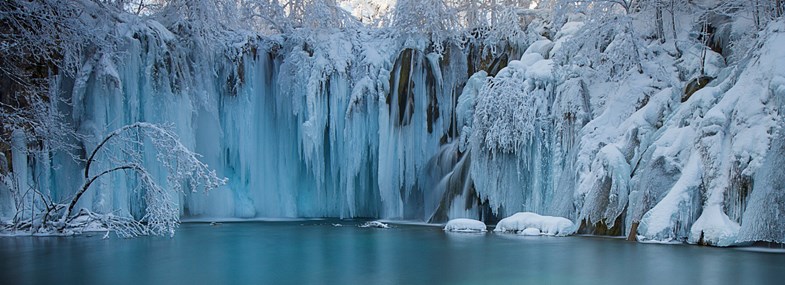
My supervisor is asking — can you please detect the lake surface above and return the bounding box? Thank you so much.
[1,220,784,285]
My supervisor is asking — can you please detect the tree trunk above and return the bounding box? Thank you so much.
[754,0,762,30]
[656,5,665,43]
[59,164,141,228]
[627,221,640,241]
[670,0,677,40]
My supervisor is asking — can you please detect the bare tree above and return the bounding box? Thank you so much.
[4,122,226,237]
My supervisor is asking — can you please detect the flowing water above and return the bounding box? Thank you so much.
[1,221,784,285]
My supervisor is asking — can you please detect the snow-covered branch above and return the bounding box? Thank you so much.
[4,122,226,238]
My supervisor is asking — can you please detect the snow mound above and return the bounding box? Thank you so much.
[524,39,554,57]
[688,205,740,247]
[359,221,390,229]
[520,228,541,236]
[444,218,487,233]
[519,53,544,67]
[526,59,554,81]
[494,212,575,236]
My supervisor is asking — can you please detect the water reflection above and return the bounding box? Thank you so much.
[1,221,784,285]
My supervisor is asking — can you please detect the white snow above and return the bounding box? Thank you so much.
[494,212,576,236]
[359,221,390,229]
[638,152,702,243]
[518,53,543,66]
[520,228,541,236]
[688,205,741,246]
[444,218,487,233]
[455,71,486,152]
[524,39,554,57]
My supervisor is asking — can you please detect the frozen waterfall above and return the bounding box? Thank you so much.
[3,16,785,246]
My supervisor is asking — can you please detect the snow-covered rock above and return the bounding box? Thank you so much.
[524,39,555,58]
[359,221,390,229]
[688,205,740,247]
[519,53,544,67]
[520,228,541,236]
[494,212,576,236]
[444,218,487,233]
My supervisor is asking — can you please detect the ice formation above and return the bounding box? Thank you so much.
[2,2,785,246]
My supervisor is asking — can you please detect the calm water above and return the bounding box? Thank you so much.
[1,221,784,285]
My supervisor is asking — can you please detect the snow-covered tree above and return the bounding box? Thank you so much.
[551,0,645,80]
[1,0,118,181]
[449,0,532,52]
[4,123,225,237]
[340,0,394,26]
[390,0,460,52]
[237,0,361,34]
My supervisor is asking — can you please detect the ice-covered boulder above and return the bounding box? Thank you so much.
[359,221,390,229]
[494,212,576,236]
[444,218,487,233]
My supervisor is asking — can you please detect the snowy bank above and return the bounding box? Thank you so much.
[444,218,487,233]
[494,212,576,236]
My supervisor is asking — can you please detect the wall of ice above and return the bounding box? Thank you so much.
[2,15,785,245]
[0,19,517,222]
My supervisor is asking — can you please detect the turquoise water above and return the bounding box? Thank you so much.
[1,221,784,285]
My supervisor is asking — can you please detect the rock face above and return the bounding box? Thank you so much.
[682,76,713,102]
